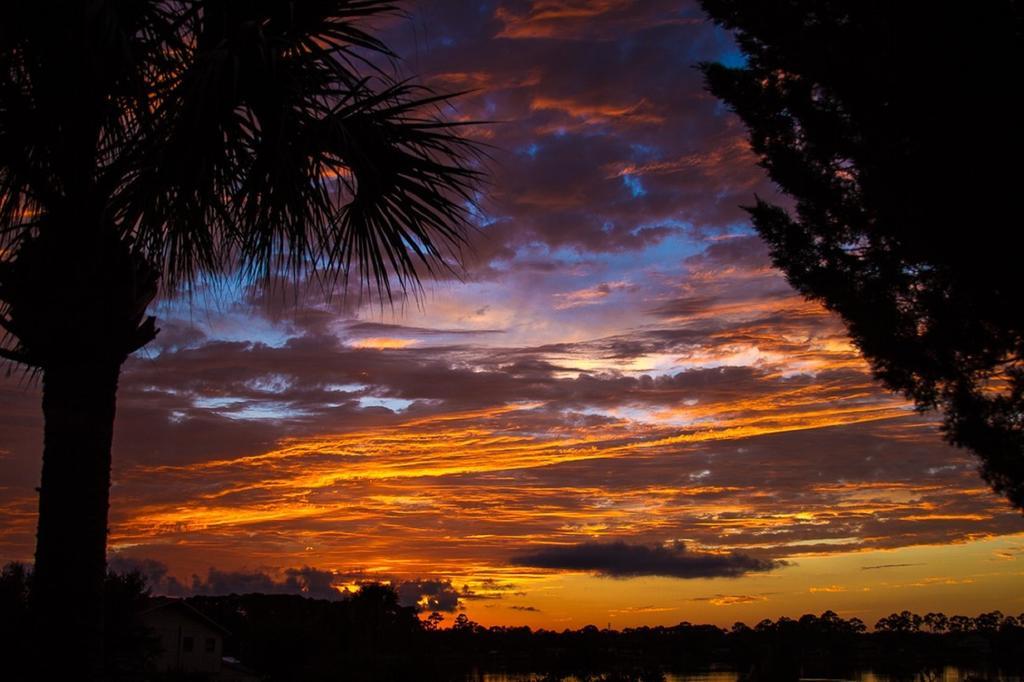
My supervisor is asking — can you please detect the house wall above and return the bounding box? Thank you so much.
[141,607,223,673]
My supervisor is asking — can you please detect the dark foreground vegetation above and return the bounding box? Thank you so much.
[699,0,1024,509]
[2,563,1022,681]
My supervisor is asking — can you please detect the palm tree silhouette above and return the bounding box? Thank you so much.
[0,1,482,675]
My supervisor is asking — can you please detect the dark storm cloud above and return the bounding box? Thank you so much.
[108,556,346,601]
[108,555,473,612]
[394,578,463,612]
[510,541,785,578]
[107,556,190,597]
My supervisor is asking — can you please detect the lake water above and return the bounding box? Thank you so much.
[470,669,1022,682]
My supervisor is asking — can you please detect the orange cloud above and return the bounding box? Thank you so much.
[531,96,664,129]
[495,0,700,40]
[349,337,419,350]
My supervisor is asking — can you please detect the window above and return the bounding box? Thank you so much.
[205,637,216,653]
[182,636,194,653]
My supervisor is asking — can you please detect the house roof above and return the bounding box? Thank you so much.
[141,597,232,636]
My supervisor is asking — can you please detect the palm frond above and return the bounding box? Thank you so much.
[2,0,485,304]
[101,0,486,301]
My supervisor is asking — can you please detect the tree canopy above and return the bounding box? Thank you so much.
[699,0,1024,508]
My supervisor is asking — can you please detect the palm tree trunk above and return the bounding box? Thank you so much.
[32,358,123,678]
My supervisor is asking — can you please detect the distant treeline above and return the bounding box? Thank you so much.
[2,562,1022,681]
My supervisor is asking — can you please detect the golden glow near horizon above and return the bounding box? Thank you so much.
[86,355,1020,628]
[1,0,1022,631]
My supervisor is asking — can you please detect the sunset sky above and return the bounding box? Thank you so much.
[1,0,1022,629]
